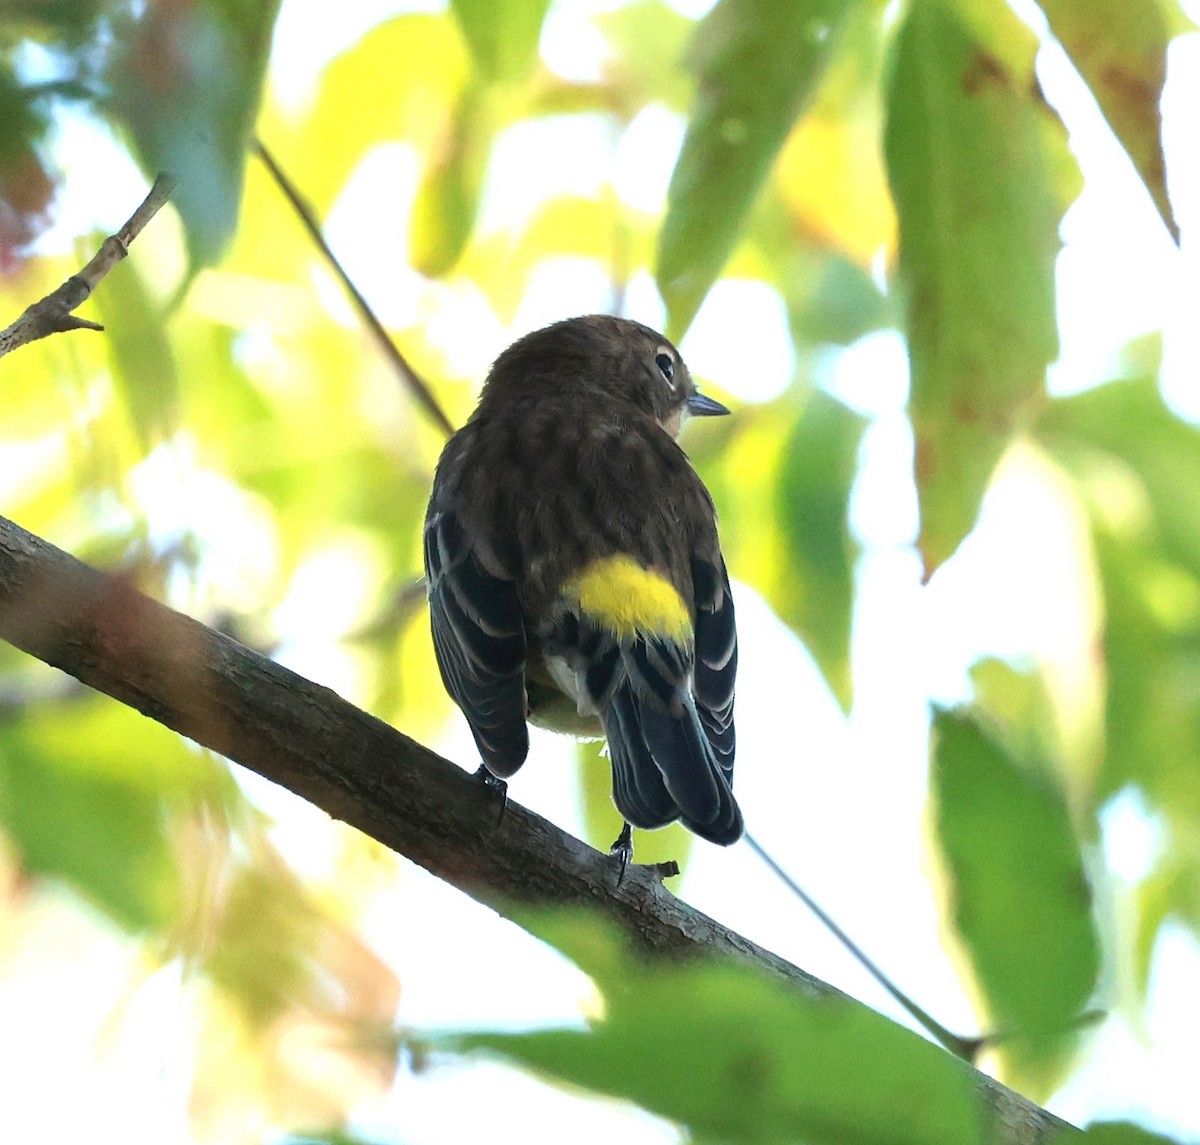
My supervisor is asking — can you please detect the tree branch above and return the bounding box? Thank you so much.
[0,513,1075,1143]
[0,175,177,359]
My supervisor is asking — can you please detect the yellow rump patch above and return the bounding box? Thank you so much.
[564,555,692,641]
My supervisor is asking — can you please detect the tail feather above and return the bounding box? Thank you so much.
[605,684,678,829]
[603,676,742,845]
[541,602,743,847]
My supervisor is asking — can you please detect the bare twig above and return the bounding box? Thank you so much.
[746,831,979,1059]
[0,513,1075,1144]
[0,174,177,360]
[253,139,456,439]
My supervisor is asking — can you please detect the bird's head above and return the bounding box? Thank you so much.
[481,315,729,438]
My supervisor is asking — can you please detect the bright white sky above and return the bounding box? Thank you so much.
[3,1,1200,1142]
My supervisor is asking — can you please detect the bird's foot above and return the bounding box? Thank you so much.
[473,764,508,826]
[609,822,634,885]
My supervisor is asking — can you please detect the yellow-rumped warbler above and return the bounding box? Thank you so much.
[424,315,741,854]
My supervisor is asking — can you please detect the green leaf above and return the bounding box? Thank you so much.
[773,390,865,710]
[968,658,1066,778]
[1131,854,1200,999]
[1101,522,1200,812]
[1038,0,1181,243]
[104,0,283,269]
[449,0,551,83]
[0,0,106,42]
[884,0,1076,576]
[1079,1122,1188,1145]
[1036,378,1200,814]
[1037,377,1200,578]
[455,914,984,1145]
[203,861,324,1027]
[932,709,1099,1089]
[595,0,696,113]
[1036,377,1200,969]
[658,0,859,336]
[785,250,892,347]
[94,253,180,452]
[409,83,491,278]
[749,192,894,348]
[0,705,184,933]
[279,14,469,218]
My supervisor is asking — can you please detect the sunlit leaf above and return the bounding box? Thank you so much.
[105,0,283,269]
[1079,1122,1187,1145]
[884,0,1077,576]
[189,896,400,1140]
[454,913,984,1145]
[463,195,628,324]
[1132,855,1200,1000]
[1036,378,1200,808]
[168,792,400,1137]
[932,709,1099,1092]
[969,658,1068,781]
[1036,377,1200,974]
[409,83,491,278]
[1038,0,1181,242]
[0,704,186,932]
[450,0,551,83]
[277,14,469,216]
[1037,377,1200,584]
[748,193,893,347]
[773,389,865,709]
[774,1,895,267]
[94,254,180,451]
[1091,519,1200,823]
[596,0,696,113]
[659,0,860,335]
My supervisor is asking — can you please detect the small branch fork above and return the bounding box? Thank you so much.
[0,174,177,360]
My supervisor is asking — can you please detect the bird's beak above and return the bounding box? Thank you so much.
[687,390,730,417]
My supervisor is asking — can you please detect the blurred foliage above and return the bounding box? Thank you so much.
[1079,1124,1191,1145]
[931,708,1099,1098]
[885,0,1073,574]
[0,0,1196,1141]
[1038,0,1183,243]
[658,0,865,334]
[451,912,985,1145]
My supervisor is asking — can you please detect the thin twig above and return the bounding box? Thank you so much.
[0,174,177,360]
[745,830,979,1060]
[253,138,456,439]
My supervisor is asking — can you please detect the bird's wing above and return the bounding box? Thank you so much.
[423,508,529,777]
[691,553,737,781]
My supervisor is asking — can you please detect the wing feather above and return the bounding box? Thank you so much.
[691,554,737,775]
[424,509,529,777]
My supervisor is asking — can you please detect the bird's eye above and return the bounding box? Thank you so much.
[655,352,674,383]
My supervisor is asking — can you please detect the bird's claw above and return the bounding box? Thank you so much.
[609,822,634,885]
[473,764,508,826]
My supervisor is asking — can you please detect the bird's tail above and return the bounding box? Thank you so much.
[602,651,742,846]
